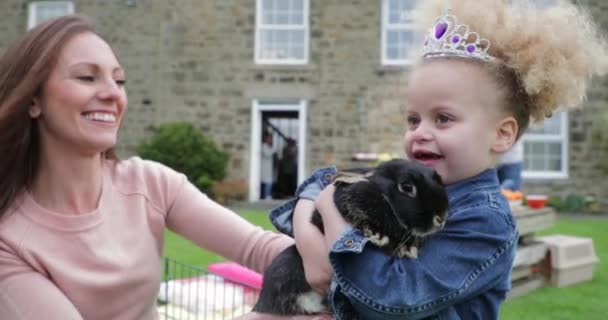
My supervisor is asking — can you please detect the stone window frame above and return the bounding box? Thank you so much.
[381,0,416,66]
[27,1,75,30]
[522,112,569,179]
[254,0,310,65]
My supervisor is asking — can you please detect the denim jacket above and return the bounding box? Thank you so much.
[269,167,518,320]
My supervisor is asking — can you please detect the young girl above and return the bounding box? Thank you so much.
[268,0,608,319]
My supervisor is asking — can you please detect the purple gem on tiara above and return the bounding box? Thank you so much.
[452,35,460,43]
[466,45,476,53]
[435,22,448,39]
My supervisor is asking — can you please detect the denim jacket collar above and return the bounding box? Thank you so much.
[446,168,499,202]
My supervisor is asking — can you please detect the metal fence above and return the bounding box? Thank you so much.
[157,258,260,320]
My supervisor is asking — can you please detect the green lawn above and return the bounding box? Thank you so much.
[500,218,608,320]
[163,211,608,318]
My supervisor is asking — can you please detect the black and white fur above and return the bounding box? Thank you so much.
[252,159,449,315]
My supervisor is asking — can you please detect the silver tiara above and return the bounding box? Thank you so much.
[422,10,495,62]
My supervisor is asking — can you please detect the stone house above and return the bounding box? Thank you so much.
[1,0,606,204]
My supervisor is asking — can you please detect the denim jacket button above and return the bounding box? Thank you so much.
[344,239,354,247]
[324,173,334,181]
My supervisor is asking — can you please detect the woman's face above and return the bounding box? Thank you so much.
[31,32,127,157]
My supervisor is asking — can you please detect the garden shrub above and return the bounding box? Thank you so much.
[137,122,229,194]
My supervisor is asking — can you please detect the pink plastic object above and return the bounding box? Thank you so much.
[208,262,263,290]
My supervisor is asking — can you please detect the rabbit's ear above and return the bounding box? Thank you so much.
[333,171,369,185]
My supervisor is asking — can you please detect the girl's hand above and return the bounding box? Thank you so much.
[315,184,349,247]
[293,199,333,294]
[236,312,332,320]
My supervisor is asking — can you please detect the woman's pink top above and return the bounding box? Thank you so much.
[0,157,293,319]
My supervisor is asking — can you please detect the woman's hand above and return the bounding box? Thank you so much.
[236,312,332,320]
[293,199,333,294]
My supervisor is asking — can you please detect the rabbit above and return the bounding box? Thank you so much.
[252,159,449,316]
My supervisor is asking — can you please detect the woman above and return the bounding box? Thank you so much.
[0,15,326,320]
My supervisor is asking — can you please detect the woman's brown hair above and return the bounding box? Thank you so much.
[0,15,118,217]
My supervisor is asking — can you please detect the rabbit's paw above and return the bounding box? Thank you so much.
[397,245,418,259]
[366,230,390,247]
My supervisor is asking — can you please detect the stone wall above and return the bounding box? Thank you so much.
[1,0,606,203]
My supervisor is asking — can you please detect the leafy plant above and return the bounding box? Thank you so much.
[137,122,229,194]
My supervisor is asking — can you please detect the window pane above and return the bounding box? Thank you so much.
[532,157,545,171]
[257,0,307,62]
[523,141,563,172]
[387,47,399,60]
[388,0,414,24]
[548,156,562,171]
[386,30,413,60]
[262,0,274,11]
[290,45,305,60]
[276,12,290,24]
[547,142,561,156]
[262,0,303,25]
[262,12,275,24]
[277,0,289,11]
[260,29,304,60]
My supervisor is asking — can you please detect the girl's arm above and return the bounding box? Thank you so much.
[292,199,333,294]
[315,186,518,319]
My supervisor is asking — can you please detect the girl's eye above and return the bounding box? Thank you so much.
[77,76,95,82]
[398,182,417,197]
[115,79,127,86]
[407,116,420,127]
[436,114,451,124]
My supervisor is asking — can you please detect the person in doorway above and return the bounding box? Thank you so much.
[260,131,275,200]
[278,138,298,197]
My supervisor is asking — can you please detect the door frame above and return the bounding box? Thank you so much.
[249,99,307,201]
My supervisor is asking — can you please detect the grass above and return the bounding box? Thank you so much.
[163,210,608,318]
[500,218,608,320]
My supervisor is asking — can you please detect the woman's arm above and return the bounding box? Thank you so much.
[236,312,332,320]
[0,246,83,319]
[166,179,294,273]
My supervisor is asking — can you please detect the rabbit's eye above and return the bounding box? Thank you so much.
[398,182,417,197]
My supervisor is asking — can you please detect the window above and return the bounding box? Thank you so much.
[381,0,415,65]
[28,1,74,29]
[255,0,309,64]
[522,112,568,179]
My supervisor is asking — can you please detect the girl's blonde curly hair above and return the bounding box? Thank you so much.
[412,0,608,137]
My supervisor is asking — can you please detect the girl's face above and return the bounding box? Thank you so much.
[405,59,512,185]
[31,32,127,157]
